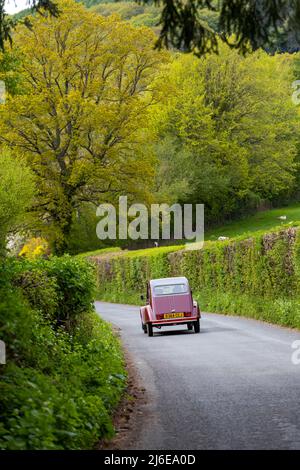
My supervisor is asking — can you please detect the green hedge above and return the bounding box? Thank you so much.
[12,255,96,329]
[94,227,300,328]
[0,256,126,449]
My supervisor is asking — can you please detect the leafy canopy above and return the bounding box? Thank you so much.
[151,45,299,222]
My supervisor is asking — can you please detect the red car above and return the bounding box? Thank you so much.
[140,277,201,337]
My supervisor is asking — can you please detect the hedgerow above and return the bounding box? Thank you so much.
[0,256,126,450]
[93,226,300,328]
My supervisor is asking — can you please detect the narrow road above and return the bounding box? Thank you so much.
[95,301,300,450]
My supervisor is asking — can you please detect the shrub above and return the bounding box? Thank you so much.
[13,267,59,323]
[45,255,96,329]
[11,255,96,330]
[0,316,126,449]
[18,237,49,259]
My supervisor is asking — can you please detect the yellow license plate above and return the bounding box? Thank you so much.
[163,313,184,319]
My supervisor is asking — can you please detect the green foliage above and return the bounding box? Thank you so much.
[0,256,125,449]
[5,0,300,57]
[2,1,299,256]
[75,246,121,260]
[0,150,35,252]
[45,256,96,327]
[94,226,300,329]
[13,255,96,329]
[204,204,300,241]
[122,245,184,258]
[0,51,23,95]
[94,246,178,302]
[194,288,300,328]
[91,1,160,28]
[138,1,300,55]
[79,0,114,7]
[0,0,166,253]
[13,266,59,323]
[66,204,117,255]
[87,1,218,34]
[151,47,299,225]
[62,203,300,266]
[78,203,300,246]
[0,313,125,449]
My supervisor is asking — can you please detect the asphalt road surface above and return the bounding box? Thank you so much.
[95,301,300,450]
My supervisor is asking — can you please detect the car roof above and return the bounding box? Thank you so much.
[150,277,189,288]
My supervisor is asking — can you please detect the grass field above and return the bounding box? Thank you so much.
[80,244,185,259]
[205,204,300,240]
[79,203,300,259]
[75,246,122,259]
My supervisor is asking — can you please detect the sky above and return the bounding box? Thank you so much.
[5,0,28,14]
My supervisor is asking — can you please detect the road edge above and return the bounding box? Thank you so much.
[97,327,147,450]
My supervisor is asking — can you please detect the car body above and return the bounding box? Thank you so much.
[140,276,201,336]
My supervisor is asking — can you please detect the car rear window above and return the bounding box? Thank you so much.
[154,284,188,295]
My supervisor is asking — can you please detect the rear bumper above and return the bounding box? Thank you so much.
[149,316,199,327]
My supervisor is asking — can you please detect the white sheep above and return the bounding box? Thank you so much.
[218,236,229,241]
[278,215,287,221]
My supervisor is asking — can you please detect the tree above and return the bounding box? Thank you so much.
[0,150,35,252]
[0,0,58,51]
[138,0,300,55]
[0,0,166,253]
[151,46,299,223]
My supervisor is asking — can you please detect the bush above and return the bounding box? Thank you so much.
[93,226,300,329]
[13,267,59,323]
[0,316,125,449]
[18,237,49,259]
[46,256,96,324]
[12,255,96,330]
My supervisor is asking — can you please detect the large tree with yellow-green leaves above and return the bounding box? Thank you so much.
[0,0,167,252]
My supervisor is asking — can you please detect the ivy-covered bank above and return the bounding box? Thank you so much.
[0,256,126,450]
[94,227,300,329]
